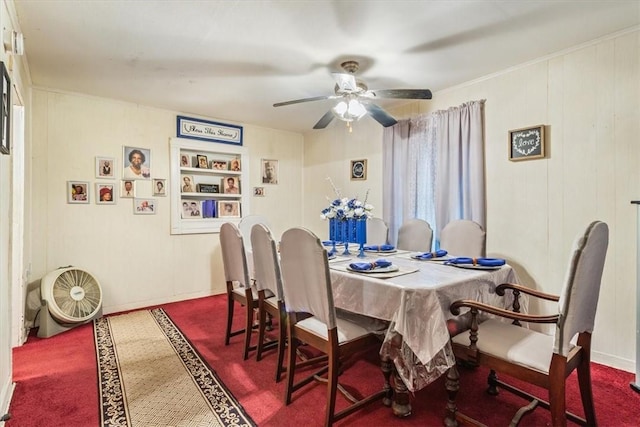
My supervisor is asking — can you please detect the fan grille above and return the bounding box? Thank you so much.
[49,269,102,323]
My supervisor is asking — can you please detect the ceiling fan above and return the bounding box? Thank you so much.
[273,60,432,129]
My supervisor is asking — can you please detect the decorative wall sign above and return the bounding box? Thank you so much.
[350,159,367,180]
[197,183,219,193]
[509,125,545,161]
[177,115,243,146]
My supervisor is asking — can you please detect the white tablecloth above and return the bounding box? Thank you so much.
[329,252,522,391]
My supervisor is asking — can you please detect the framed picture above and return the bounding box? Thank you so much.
[211,160,228,170]
[96,183,116,204]
[181,175,195,193]
[96,156,115,179]
[153,178,167,196]
[181,200,202,219]
[67,181,89,204]
[122,146,151,179]
[350,159,367,181]
[261,159,278,184]
[222,176,240,194]
[196,154,209,169]
[133,198,156,214]
[218,200,241,218]
[0,61,11,155]
[121,180,136,198]
[229,157,241,171]
[180,154,192,167]
[177,115,243,146]
[508,125,545,161]
[253,187,265,197]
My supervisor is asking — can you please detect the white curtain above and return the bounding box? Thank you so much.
[382,100,485,246]
[382,116,437,245]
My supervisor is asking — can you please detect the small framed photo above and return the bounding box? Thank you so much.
[153,178,167,196]
[133,198,156,214]
[253,187,265,197]
[0,61,11,155]
[218,200,241,218]
[96,183,116,204]
[508,125,545,161]
[67,181,89,204]
[180,154,191,167]
[181,175,195,193]
[122,146,151,179]
[229,157,241,171]
[196,154,209,169]
[121,180,136,198]
[96,156,115,179]
[211,160,228,170]
[181,200,202,219]
[350,159,367,181]
[261,159,278,184]
[222,176,240,194]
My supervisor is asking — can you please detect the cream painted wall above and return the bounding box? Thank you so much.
[30,89,303,314]
[303,121,383,239]
[302,29,640,372]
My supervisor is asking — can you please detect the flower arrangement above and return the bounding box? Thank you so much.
[320,177,373,221]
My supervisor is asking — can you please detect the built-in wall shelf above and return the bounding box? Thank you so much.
[170,137,249,235]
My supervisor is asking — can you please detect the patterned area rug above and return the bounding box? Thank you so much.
[94,308,256,427]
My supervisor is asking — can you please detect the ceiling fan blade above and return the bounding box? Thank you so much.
[364,103,398,127]
[313,110,335,129]
[369,89,433,100]
[332,72,358,92]
[273,95,332,107]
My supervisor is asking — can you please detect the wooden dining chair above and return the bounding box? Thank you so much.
[439,219,486,257]
[220,222,258,360]
[279,227,387,426]
[397,218,433,251]
[366,217,389,245]
[445,221,609,427]
[250,223,286,381]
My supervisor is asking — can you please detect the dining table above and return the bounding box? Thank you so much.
[326,246,523,417]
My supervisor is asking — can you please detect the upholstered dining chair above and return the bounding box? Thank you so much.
[238,215,271,252]
[220,222,258,360]
[366,217,389,245]
[445,221,609,427]
[396,218,433,252]
[439,219,486,257]
[250,223,286,381]
[279,227,387,426]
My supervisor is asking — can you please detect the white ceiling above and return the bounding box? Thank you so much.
[12,1,640,134]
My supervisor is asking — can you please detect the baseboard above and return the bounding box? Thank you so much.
[104,290,220,315]
[0,380,15,424]
[592,350,635,373]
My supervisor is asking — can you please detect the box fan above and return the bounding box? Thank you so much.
[27,266,103,338]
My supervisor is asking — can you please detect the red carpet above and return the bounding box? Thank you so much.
[8,294,640,426]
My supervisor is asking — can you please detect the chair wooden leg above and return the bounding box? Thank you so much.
[275,307,287,382]
[256,300,267,361]
[243,302,254,360]
[325,341,339,427]
[225,293,234,346]
[487,369,499,395]
[576,335,597,425]
[548,354,568,427]
[284,320,297,405]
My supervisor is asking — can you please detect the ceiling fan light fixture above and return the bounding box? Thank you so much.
[332,98,367,123]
